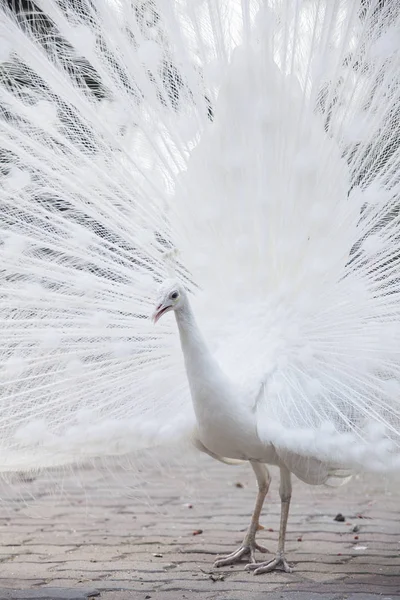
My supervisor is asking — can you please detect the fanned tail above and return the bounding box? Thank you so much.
[0,1,399,473]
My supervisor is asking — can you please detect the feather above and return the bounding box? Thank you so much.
[0,0,399,478]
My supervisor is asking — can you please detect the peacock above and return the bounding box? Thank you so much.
[0,0,400,575]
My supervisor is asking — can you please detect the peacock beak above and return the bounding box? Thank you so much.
[152,304,169,323]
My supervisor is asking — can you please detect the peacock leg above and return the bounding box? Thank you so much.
[246,465,293,574]
[214,461,270,568]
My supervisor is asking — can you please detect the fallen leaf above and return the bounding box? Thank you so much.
[334,513,345,522]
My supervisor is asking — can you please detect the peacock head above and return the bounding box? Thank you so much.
[152,280,184,323]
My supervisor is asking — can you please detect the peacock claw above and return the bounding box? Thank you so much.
[214,541,269,568]
[245,554,293,575]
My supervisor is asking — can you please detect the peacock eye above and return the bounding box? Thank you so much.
[171,291,179,300]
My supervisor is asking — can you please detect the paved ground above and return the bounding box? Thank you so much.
[0,454,398,600]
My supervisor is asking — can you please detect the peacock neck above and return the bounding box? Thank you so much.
[174,299,223,385]
[174,296,253,458]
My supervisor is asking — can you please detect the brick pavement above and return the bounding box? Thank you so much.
[0,455,398,599]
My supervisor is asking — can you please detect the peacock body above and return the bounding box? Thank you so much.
[0,0,400,573]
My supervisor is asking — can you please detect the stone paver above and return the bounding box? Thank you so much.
[0,455,398,599]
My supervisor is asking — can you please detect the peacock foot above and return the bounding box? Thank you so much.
[214,539,269,567]
[245,553,293,575]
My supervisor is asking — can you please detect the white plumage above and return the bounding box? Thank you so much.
[0,0,400,573]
